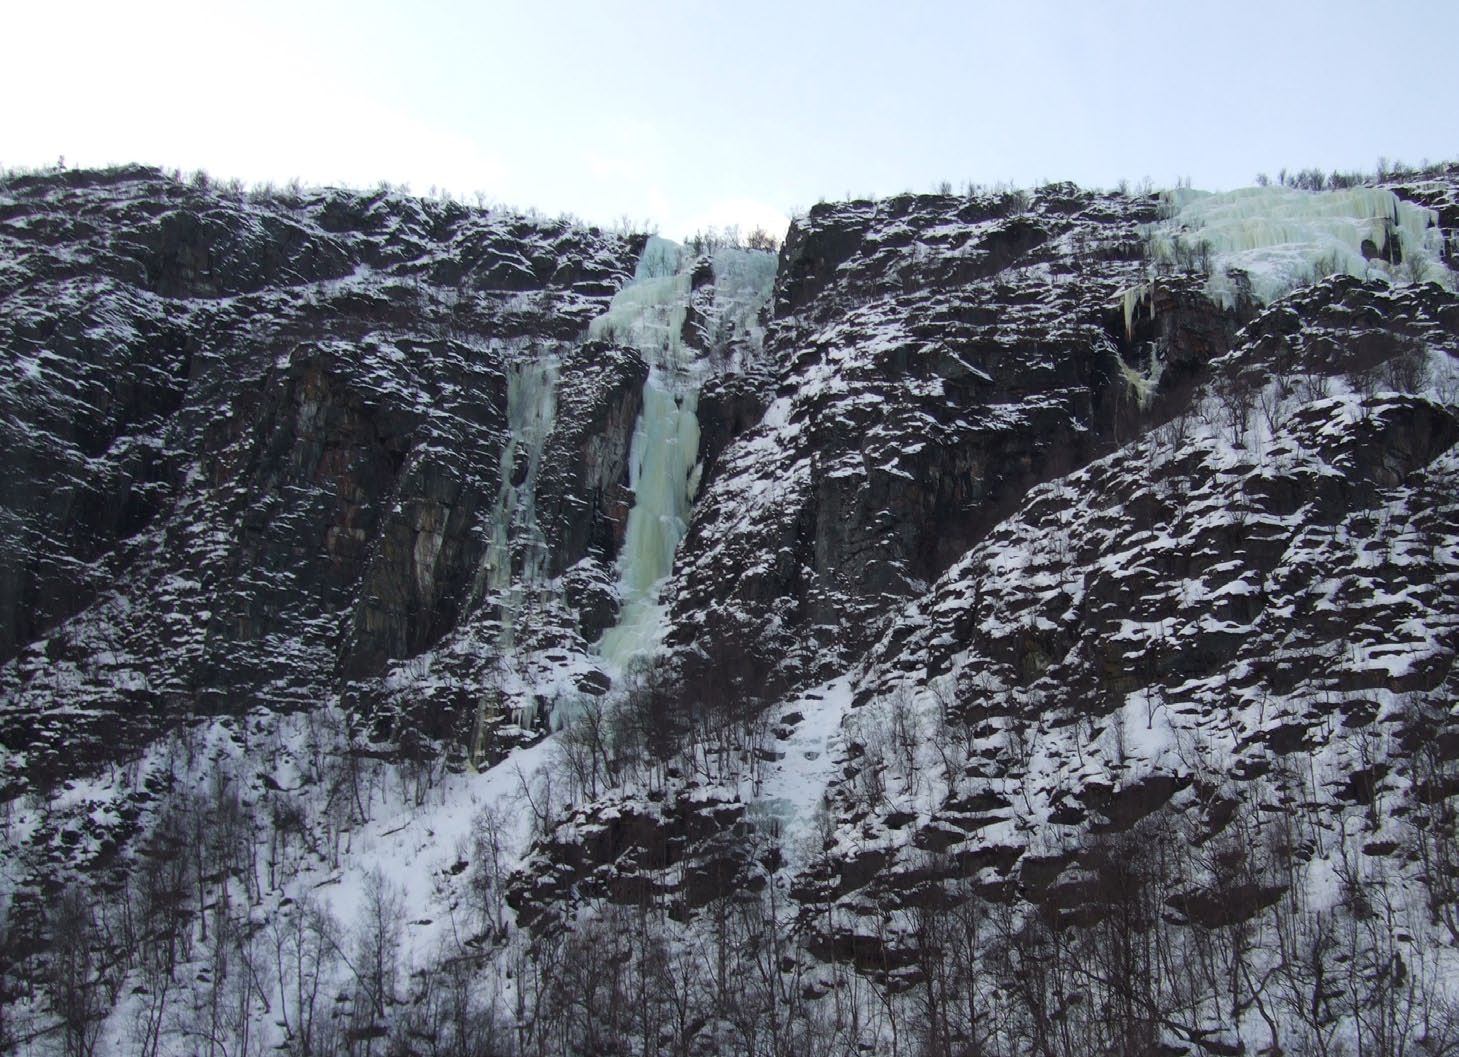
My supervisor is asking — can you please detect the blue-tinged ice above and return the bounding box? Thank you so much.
[591,236,776,668]
[597,372,701,666]
[588,236,690,354]
[1146,185,1449,308]
[473,352,559,647]
[705,245,781,364]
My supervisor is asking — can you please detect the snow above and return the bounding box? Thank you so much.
[324,728,560,932]
[821,264,1459,1042]
[6,170,1459,1057]
[0,700,585,1057]
[751,677,854,855]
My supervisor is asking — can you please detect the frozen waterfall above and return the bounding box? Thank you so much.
[473,352,559,648]
[591,236,701,669]
[461,233,776,741]
[1146,184,1449,307]
[591,236,776,668]
[596,372,701,666]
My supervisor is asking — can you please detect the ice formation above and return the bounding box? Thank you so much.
[1122,281,1154,340]
[1119,354,1161,409]
[597,373,702,666]
[588,235,690,352]
[592,237,776,667]
[473,352,559,647]
[701,245,781,363]
[1147,185,1448,307]
[591,238,704,667]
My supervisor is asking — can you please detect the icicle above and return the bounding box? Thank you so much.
[471,352,560,648]
[1147,185,1450,306]
[1122,281,1153,341]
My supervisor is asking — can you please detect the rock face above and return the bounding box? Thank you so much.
[4,163,1459,1057]
[500,177,1459,1030]
[0,167,655,790]
[664,187,1233,693]
[793,274,1459,966]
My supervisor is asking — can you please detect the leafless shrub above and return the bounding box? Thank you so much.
[1212,368,1258,446]
[1381,342,1430,394]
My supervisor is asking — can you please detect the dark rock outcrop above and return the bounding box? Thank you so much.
[663,186,1235,693]
[0,167,645,791]
[789,276,1459,964]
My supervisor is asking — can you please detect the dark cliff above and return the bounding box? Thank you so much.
[0,166,650,789]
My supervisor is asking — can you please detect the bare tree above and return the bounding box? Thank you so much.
[467,803,513,945]
[48,887,107,1057]
[268,894,341,1057]
[349,868,406,1043]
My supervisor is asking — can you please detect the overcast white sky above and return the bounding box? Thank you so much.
[5,0,1456,238]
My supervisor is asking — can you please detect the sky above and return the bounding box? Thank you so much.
[6,0,1457,239]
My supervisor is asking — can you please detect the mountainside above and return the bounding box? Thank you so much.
[3,163,1459,1057]
[0,166,654,788]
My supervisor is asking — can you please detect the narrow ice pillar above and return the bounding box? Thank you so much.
[473,354,560,647]
[588,237,703,668]
[597,371,701,666]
